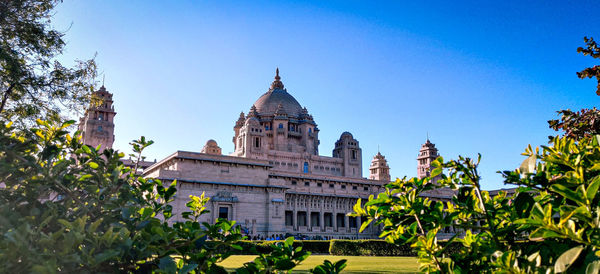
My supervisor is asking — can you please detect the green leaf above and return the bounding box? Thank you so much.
[555,245,584,273]
[94,250,120,265]
[312,266,326,274]
[587,176,600,201]
[159,256,177,273]
[89,162,99,169]
[551,184,586,205]
[179,263,198,274]
[586,260,600,274]
[284,236,294,247]
[519,154,536,174]
[275,259,296,270]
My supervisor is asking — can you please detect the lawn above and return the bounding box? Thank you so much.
[219,255,419,273]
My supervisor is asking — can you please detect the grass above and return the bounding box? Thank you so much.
[219,255,419,273]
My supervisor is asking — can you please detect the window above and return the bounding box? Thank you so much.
[303,162,309,173]
[352,150,357,159]
[219,207,229,220]
[364,186,369,191]
[97,126,103,131]
[254,137,260,148]
[311,212,320,227]
[352,186,357,190]
[349,217,357,228]
[317,183,322,187]
[297,211,307,226]
[291,181,297,185]
[324,213,333,227]
[285,211,293,226]
[337,213,345,227]
[341,185,346,189]
[329,184,334,188]
[308,128,312,133]
[278,123,284,129]
[304,182,310,186]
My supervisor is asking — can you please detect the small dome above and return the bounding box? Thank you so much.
[340,132,354,139]
[206,139,217,146]
[245,116,260,126]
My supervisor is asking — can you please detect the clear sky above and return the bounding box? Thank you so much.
[54,0,599,190]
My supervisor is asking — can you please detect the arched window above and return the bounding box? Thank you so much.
[303,162,309,173]
[278,123,284,129]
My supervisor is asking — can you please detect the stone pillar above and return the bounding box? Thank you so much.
[344,215,349,233]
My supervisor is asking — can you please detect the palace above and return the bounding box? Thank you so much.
[79,69,444,239]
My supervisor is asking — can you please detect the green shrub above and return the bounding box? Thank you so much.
[220,240,330,255]
[329,240,416,256]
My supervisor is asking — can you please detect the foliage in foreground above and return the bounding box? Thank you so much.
[352,134,600,273]
[0,120,342,273]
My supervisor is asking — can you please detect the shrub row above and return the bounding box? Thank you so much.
[212,240,331,255]
[329,240,415,256]
[215,239,462,256]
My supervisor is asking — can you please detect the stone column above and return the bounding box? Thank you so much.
[344,214,349,233]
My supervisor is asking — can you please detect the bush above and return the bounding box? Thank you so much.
[220,240,330,255]
[329,240,416,256]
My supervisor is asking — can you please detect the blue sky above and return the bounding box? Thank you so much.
[54,0,599,190]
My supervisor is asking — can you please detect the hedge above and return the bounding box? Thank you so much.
[329,240,463,256]
[214,239,462,256]
[214,240,330,255]
[329,240,416,256]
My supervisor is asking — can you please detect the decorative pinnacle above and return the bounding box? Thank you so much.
[270,67,284,90]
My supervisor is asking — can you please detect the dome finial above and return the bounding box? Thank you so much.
[270,67,284,90]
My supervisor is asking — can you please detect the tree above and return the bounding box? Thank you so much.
[0,0,97,126]
[577,37,600,96]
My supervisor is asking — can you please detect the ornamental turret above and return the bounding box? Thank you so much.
[369,152,391,182]
[78,85,116,151]
[417,139,439,180]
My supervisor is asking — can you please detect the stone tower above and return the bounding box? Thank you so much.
[332,132,362,178]
[78,85,116,150]
[369,152,391,181]
[417,139,439,179]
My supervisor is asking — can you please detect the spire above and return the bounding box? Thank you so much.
[270,67,285,90]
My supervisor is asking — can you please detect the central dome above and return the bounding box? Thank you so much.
[253,69,303,117]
